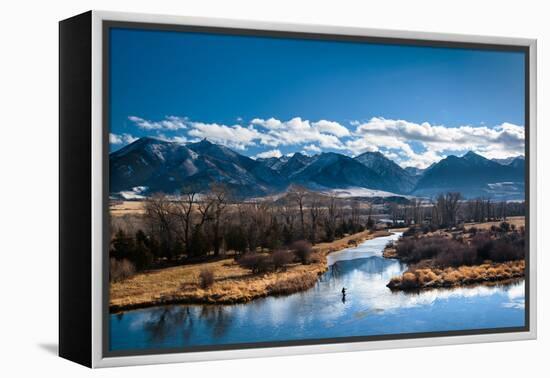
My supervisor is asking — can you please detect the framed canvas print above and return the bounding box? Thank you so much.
[59,10,537,368]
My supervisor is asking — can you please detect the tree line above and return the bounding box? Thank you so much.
[110,184,375,277]
[388,192,525,229]
[109,187,525,279]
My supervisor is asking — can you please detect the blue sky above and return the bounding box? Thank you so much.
[109,27,526,168]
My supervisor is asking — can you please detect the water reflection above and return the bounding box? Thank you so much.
[110,233,525,351]
[142,307,193,343]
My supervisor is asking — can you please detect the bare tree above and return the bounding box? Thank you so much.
[144,193,176,259]
[308,194,324,244]
[288,185,308,238]
[171,184,199,253]
[206,183,230,256]
[350,200,360,231]
[432,192,462,227]
[389,202,400,225]
[324,194,340,241]
[279,199,297,244]
[445,192,461,226]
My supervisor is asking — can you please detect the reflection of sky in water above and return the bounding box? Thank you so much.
[110,233,525,352]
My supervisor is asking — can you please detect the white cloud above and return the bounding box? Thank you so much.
[129,115,188,130]
[109,133,137,145]
[156,133,187,144]
[351,117,525,168]
[187,122,273,150]
[303,144,322,153]
[255,149,283,159]
[251,117,283,130]
[312,120,350,137]
[251,117,345,149]
[122,115,524,168]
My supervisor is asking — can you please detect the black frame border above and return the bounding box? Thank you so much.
[101,20,531,359]
[59,11,93,367]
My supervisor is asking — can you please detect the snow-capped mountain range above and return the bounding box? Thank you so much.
[110,137,525,200]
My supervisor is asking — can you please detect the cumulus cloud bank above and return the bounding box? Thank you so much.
[124,115,524,168]
[109,133,137,145]
[350,117,525,168]
[255,149,283,159]
[129,115,188,131]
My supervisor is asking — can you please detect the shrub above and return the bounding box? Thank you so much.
[110,229,154,271]
[396,236,453,263]
[472,231,524,262]
[238,253,274,274]
[421,224,439,234]
[110,258,135,282]
[434,243,477,267]
[110,229,135,261]
[489,239,524,262]
[188,226,210,257]
[395,238,416,261]
[472,233,494,260]
[403,226,419,237]
[272,250,293,270]
[238,253,262,273]
[198,268,215,289]
[500,221,511,233]
[400,272,419,290]
[133,238,154,270]
[291,240,313,264]
[225,226,248,254]
[393,227,525,269]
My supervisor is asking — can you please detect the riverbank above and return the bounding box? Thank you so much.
[384,218,526,291]
[110,229,391,312]
[387,260,525,291]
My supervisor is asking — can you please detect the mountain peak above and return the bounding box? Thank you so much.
[196,138,214,146]
[463,151,482,159]
[357,150,384,158]
[135,136,164,144]
[461,151,491,164]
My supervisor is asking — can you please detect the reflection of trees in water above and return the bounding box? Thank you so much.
[142,305,233,344]
[199,306,231,339]
[317,263,346,293]
[143,306,194,343]
[329,264,342,280]
[321,257,403,293]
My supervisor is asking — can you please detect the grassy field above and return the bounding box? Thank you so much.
[110,229,391,312]
[385,217,526,291]
[464,216,525,230]
[110,200,146,217]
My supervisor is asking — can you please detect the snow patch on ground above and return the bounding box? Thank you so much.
[324,187,414,199]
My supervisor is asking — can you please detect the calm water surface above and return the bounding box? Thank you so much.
[110,232,525,352]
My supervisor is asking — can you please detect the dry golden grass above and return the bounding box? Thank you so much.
[109,200,146,217]
[387,260,525,291]
[466,216,525,230]
[382,248,398,259]
[110,229,390,312]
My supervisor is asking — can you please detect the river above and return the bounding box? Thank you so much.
[110,232,525,352]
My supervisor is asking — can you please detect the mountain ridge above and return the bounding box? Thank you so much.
[110,138,525,200]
